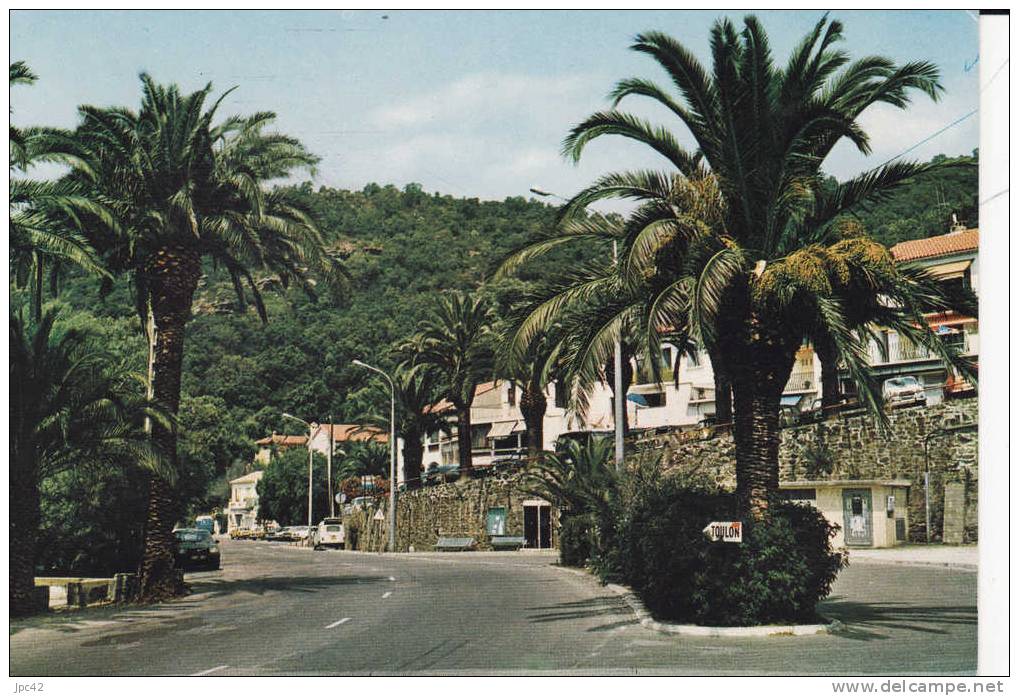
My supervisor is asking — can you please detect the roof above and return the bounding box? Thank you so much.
[425,381,501,415]
[313,423,389,444]
[890,228,978,262]
[229,470,264,485]
[254,433,308,447]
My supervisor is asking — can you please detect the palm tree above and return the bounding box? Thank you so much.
[10,310,171,616]
[502,16,975,519]
[9,62,111,321]
[391,364,452,487]
[68,75,346,599]
[403,290,494,474]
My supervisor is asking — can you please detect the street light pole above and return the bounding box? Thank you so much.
[282,412,314,531]
[327,414,333,518]
[352,360,397,552]
[530,186,625,471]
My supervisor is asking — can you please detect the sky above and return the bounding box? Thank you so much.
[10,10,981,208]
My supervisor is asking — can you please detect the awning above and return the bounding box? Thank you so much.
[511,421,526,433]
[487,421,517,439]
[780,395,804,406]
[928,260,971,279]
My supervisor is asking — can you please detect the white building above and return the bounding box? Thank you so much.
[226,470,263,532]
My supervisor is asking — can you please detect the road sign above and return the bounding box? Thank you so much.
[335,493,346,504]
[373,508,385,521]
[703,521,742,543]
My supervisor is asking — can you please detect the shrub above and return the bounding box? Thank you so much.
[596,476,847,626]
[558,513,594,567]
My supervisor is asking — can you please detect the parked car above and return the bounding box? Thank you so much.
[174,528,221,570]
[317,518,345,548]
[291,526,314,543]
[882,376,927,408]
[267,527,294,542]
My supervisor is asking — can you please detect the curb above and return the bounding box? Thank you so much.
[555,564,842,638]
[846,557,977,572]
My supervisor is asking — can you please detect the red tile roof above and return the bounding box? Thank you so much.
[314,423,388,444]
[890,229,979,262]
[255,433,308,447]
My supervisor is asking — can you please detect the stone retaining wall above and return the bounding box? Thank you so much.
[393,473,557,552]
[660,398,978,542]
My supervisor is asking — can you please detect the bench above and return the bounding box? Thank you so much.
[490,536,527,551]
[434,536,476,552]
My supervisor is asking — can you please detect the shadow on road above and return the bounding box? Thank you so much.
[526,596,637,632]
[9,574,388,637]
[820,596,977,642]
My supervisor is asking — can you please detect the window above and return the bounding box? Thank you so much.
[661,346,673,370]
[781,489,816,502]
[486,507,507,536]
[507,383,516,407]
[642,391,666,408]
[554,380,568,409]
[688,350,701,367]
[471,424,491,450]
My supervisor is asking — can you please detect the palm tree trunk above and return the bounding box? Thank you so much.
[708,347,733,424]
[520,383,547,459]
[32,258,44,324]
[401,428,424,489]
[814,336,841,410]
[9,456,41,616]
[727,331,797,521]
[455,407,473,474]
[137,246,201,601]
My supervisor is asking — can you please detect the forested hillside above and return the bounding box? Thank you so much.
[24,152,977,574]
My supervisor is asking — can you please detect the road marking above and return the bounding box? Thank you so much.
[325,617,351,629]
[388,576,395,581]
[382,591,393,599]
[191,665,229,676]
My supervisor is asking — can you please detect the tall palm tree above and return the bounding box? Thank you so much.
[10,310,171,616]
[9,62,111,321]
[502,16,975,519]
[389,364,452,487]
[403,290,494,474]
[68,75,346,599]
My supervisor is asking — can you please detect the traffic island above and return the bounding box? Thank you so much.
[554,565,844,637]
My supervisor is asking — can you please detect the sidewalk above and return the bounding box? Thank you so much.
[847,543,977,570]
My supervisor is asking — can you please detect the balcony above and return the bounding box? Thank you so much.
[870,331,977,366]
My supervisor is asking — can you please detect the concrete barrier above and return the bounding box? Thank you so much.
[35,573,139,609]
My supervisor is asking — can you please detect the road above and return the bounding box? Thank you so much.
[9,539,976,675]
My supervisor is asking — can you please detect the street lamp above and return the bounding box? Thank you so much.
[352,359,397,552]
[282,412,315,531]
[529,186,626,471]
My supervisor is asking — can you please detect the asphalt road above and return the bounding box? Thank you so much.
[9,540,977,675]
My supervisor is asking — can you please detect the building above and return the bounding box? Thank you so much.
[253,433,308,465]
[864,226,979,404]
[226,470,263,532]
[307,423,389,458]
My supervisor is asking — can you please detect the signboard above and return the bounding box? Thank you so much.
[702,521,742,543]
[373,509,386,521]
[335,492,346,504]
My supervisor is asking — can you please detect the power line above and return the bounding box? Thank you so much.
[874,109,978,169]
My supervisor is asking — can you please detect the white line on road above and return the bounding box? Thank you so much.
[325,617,351,629]
[191,665,229,676]
[388,576,395,581]
[382,591,393,599]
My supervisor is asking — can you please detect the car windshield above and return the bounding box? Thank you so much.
[887,377,918,387]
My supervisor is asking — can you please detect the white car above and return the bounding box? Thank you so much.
[882,376,927,408]
[317,518,345,548]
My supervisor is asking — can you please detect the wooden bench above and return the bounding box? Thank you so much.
[490,536,527,551]
[434,536,476,552]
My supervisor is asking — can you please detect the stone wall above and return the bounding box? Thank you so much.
[393,473,557,552]
[660,397,978,542]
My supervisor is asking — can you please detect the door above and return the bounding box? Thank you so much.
[524,504,553,549]
[842,489,873,547]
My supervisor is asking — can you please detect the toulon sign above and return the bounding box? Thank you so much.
[702,521,743,543]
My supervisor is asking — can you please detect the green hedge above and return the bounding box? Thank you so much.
[594,478,847,626]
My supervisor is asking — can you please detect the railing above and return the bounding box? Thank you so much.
[871,333,976,365]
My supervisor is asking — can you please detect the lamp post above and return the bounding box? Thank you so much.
[530,186,625,471]
[352,359,397,552]
[282,412,314,531]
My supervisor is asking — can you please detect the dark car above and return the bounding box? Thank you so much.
[173,528,221,570]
